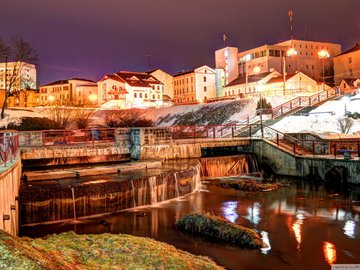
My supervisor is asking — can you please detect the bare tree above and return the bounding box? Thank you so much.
[73,109,94,129]
[50,107,74,129]
[337,117,354,134]
[0,37,38,118]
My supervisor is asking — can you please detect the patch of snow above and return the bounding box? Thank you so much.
[0,108,45,129]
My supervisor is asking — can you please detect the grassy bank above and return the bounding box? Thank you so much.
[0,231,224,270]
[176,213,265,249]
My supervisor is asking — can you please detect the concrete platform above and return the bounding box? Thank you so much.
[24,160,163,181]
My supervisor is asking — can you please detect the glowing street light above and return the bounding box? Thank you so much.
[89,93,98,106]
[318,49,330,88]
[48,95,55,106]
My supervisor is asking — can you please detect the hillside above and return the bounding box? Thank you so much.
[0,230,223,270]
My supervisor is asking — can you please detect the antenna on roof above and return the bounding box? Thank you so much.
[223,34,227,47]
[288,10,294,40]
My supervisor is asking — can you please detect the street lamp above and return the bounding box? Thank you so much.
[318,49,330,90]
[89,94,98,107]
[282,47,298,96]
[48,95,55,106]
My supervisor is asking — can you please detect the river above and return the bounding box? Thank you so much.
[21,173,360,270]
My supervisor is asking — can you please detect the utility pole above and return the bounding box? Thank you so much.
[288,10,294,40]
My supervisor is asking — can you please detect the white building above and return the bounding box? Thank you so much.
[39,78,98,106]
[148,69,174,99]
[223,71,324,97]
[98,71,163,109]
[334,43,360,85]
[0,61,36,90]
[216,39,341,85]
[173,65,216,104]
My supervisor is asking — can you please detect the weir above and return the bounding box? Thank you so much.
[19,162,202,226]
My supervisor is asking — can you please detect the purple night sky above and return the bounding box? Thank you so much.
[1,0,359,85]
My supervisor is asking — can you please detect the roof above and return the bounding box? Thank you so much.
[334,43,360,58]
[100,71,162,87]
[266,74,296,84]
[173,69,195,77]
[162,94,172,101]
[226,72,274,87]
[342,78,359,88]
[42,78,96,87]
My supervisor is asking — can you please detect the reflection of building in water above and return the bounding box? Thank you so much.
[245,202,261,226]
[323,242,337,265]
[221,201,239,223]
[292,214,305,250]
[260,231,271,255]
[343,220,356,239]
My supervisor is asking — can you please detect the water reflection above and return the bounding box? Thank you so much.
[260,231,271,255]
[343,220,356,238]
[292,214,305,251]
[245,202,261,226]
[323,241,337,265]
[221,201,238,223]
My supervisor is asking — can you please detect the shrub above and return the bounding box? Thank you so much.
[105,110,154,127]
[256,97,272,110]
[176,212,265,249]
[2,117,58,131]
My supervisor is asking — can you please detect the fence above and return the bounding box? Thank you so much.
[0,131,20,166]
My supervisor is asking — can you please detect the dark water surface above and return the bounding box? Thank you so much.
[22,178,360,270]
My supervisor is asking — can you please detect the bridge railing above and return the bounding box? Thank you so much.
[0,131,20,166]
[20,128,117,147]
[262,126,360,157]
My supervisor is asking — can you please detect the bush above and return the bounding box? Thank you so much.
[105,110,154,128]
[2,117,58,131]
[176,212,265,249]
[256,97,272,110]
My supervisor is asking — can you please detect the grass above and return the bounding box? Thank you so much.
[216,178,288,192]
[176,212,265,249]
[0,230,224,270]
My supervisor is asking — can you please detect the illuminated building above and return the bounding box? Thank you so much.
[0,62,37,90]
[334,43,360,85]
[173,65,216,104]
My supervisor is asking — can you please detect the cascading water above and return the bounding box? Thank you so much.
[131,180,136,207]
[174,173,180,197]
[200,154,259,178]
[70,187,77,221]
[19,162,202,225]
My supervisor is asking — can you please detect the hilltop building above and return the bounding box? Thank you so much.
[215,39,341,93]
[334,43,360,85]
[173,65,216,105]
[147,69,174,99]
[98,71,163,109]
[0,62,37,90]
[39,78,98,106]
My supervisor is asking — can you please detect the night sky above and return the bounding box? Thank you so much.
[1,0,359,85]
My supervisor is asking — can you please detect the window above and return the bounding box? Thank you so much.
[157,85,160,90]
[145,93,148,98]
[204,76,207,82]
[134,93,137,98]
[139,93,142,98]
[349,57,352,64]
[204,86,207,92]
[152,94,155,99]
[343,83,346,88]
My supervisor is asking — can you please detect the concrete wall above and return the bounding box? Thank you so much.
[0,159,21,236]
[252,139,360,184]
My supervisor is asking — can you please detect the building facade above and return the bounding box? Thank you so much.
[39,78,98,106]
[148,69,174,99]
[215,39,341,86]
[98,71,163,109]
[334,43,360,85]
[173,65,216,104]
[0,62,37,90]
[223,71,323,97]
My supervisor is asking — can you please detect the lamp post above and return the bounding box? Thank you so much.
[318,49,330,90]
[48,95,55,107]
[89,94,98,107]
[282,48,298,96]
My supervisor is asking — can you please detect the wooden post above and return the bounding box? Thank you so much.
[231,126,234,138]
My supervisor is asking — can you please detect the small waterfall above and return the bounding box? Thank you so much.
[70,187,77,221]
[200,154,259,177]
[148,176,158,205]
[131,180,136,207]
[174,173,180,197]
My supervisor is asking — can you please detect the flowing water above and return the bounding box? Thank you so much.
[20,157,360,270]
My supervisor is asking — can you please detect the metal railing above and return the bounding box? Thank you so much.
[0,131,20,166]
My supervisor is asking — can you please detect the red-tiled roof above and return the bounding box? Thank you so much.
[42,78,96,87]
[114,72,162,87]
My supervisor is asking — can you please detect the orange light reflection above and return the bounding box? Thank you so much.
[323,242,337,265]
